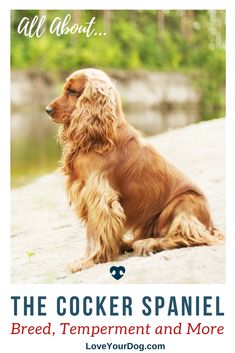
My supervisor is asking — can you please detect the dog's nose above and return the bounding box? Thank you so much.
[45,106,54,116]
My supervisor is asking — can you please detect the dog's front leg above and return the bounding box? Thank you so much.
[69,175,126,273]
[85,222,94,257]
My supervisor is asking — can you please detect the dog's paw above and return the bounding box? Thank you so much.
[211,228,225,241]
[68,259,95,273]
[132,239,156,257]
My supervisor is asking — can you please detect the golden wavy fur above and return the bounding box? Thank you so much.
[46,68,224,272]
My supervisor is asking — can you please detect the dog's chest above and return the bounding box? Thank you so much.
[66,152,106,201]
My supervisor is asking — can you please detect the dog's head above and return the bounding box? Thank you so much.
[46,68,123,153]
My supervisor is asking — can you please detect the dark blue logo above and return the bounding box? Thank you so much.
[110,266,126,280]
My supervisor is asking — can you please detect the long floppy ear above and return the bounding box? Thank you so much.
[67,77,118,154]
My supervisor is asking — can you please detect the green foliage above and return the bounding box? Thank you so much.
[26,250,36,258]
[11,10,225,114]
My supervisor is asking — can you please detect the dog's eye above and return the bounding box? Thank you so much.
[67,89,77,96]
[67,88,83,98]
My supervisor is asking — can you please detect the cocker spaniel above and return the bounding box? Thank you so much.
[46,68,224,272]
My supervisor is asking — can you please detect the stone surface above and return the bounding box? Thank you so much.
[11,118,225,284]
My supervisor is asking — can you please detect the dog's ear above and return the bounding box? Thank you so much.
[68,77,118,154]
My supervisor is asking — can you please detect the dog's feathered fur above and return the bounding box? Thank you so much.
[46,68,224,272]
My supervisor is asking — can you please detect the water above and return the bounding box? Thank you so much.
[11,108,221,188]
